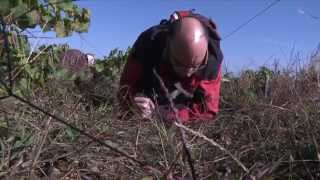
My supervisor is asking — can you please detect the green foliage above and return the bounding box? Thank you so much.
[53,68,77,80]
[93,48,130,80]
[65,126,79,142]
[238,66,275,103]
[0,0,91,37]
[13,44,69,95]
[0,0,91,96]
[221,66,276,106]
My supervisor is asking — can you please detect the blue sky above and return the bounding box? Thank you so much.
[30,0,320,73]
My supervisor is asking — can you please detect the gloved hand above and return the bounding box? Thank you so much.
[134,96,155,119]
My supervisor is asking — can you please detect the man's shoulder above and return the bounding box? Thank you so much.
[197,51,222,81]
[131,24,167,63]
[135,24,167,46]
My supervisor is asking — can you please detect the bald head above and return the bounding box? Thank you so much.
[168,17,209,77]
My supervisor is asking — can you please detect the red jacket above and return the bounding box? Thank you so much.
[119,11,223,123]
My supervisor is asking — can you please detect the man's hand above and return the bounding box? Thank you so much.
[134,96,155,119]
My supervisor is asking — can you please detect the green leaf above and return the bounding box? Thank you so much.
[55,20,66,37]
[0,120,8,129]
[78,71,91,81]
[41,13,53,23]
[57,1,74,11]
[63,18,72,36]
[66,126,78,142]
[82,8,91,21]
[19,77,29,90]
[24,0,38,7]
[54,68,77,80]
[24,64,34,77]
[48,0,59,9]
[94,62,104,73]
[78,22,89,32]
[38,74,45,86]
[0,0,11,16]
[13,133,35,148]
[12,0,29,18]
[27,10,40,26]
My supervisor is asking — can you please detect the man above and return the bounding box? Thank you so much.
[118,10,223,123]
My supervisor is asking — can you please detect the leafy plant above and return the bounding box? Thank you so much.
[0,0,91,94]
[0,0,91,37]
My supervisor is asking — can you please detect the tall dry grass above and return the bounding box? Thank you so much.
[0,50,320,179]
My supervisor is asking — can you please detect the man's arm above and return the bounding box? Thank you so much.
[118,55,142,107]
[119,55,157,119]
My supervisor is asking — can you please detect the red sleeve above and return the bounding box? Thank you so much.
[118,55,142,107]
[166,68,222,123]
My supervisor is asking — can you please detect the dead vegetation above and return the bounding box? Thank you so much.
[1,52,320,180]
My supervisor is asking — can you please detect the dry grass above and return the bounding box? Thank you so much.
[1,56,320,180]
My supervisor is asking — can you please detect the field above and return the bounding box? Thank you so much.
[1,1,320,179]
[1,49,320,179]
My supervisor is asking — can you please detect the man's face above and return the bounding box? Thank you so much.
[169,49,208,78]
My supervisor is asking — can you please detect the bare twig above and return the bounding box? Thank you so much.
[30,115,52,175]
[0,95,10,101]
[153,69,197,180]
[134,120,142,158]
[10,93,146,168]
[50,130,108,162]
[149,115,170,168]
[7,144,12,171]
[174,122,249,173]
[165,147,183,177]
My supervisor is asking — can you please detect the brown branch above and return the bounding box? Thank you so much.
[174,122,250,173]
[0,95,10,101]
[152,69,197,180]
[30,116,52,175]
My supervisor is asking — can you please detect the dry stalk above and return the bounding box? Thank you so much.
[165,147,183,176]
[0,95,10,101]
[66,96,83,121]
[30,115,52,175]
[1,17,149,174]
[153,69,197,180]
[174,122,249,173]
[134,120,142,158]
[51,129,110,162]
[149,115,170,168]
[11,93,148,169]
